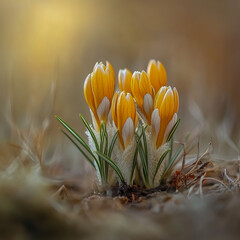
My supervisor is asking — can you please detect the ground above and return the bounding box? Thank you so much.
[0,156,239,240]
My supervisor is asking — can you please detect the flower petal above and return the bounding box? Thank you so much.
[121,117,134,149]
[163,113,177,141]
[151,108,160,137]
[96,96,110,122]
[118,68,132,93]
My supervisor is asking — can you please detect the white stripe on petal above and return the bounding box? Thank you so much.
[132,71,141,80]
[151,109,160,136]
[126,92,131,101]
[163,113,177,141]
[119,69,127,86]
[122,117,134,148]
[97,96,110,120]
[143,93,153,116]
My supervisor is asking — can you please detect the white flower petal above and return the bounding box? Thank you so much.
[121,117,134,148]
[97,96,110,120]
[119,69,127,86]
[151,109,160,136]
[143,93,153,116]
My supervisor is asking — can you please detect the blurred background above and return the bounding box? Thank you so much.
[0,0,239,173]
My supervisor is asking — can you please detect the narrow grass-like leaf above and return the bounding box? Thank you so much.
[166,118,181,142]
[138,142,148,174]
[99,123,105,177]
[134,126,149,185]
[164,133,191,180]
[168,137,174,163]
[100,123,105,153]
[108,130,118,157]
[130,146,138,183]
[55,115,97,161]
[61,130,96,169]
[161,133,190,181]
[80,114,99,152]
[152,148,170,184]
[95,151,125,183]
[161,144,184,180]
[130,130,145,183]
[142,126,148,169]
[138,141,149,184]
[103,124,109,181]
[103,123,108,155]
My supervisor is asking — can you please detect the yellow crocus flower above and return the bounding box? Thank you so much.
[131,71,154,125]
[147,60,167,94]
[151,86,179,148]
[118,68,132,94]
[111,91,137,150]
[84,61,115,130]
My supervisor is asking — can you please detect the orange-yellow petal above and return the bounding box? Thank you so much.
[173,87,179,114]
[154,86,167,109]
[131,71,153,124]
[147,60,167,93]
[91,64,105,108]
[116,91,136,149]
[83,74,101,129]
[131,72,143,107]
[153,87,178,148]
[84,74,95,111]
[118,69,132,93]
[84,61,115,130]
[107,61,115,79]
[139,71,153,97]
[90,62,115,124]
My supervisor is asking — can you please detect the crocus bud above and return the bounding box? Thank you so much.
[147,60,167,94]
[84,61,115,130]
[111,91,137,149]
[131,71,154,125]
[118,69,132,94]
[151,86,179,148]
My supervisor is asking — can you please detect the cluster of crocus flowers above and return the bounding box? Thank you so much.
[82,59,179,187]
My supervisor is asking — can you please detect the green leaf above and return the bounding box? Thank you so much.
[167,118,181,142]
[108,130,118,158]
[103,124,108,155]
[61,130,96,169]
[95,151,125,183]
[152,148,170,184]
[168,137,174,163]
[55,115,97,162]
[134,126,149,185]
[138,141,149,184]
[161,145,183,180]
[142,126,148,169]
[161,133,190,181]
[100,123,105,153]
[102,124,109,181]
[130,146,138,183]
[79,114,99,152]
